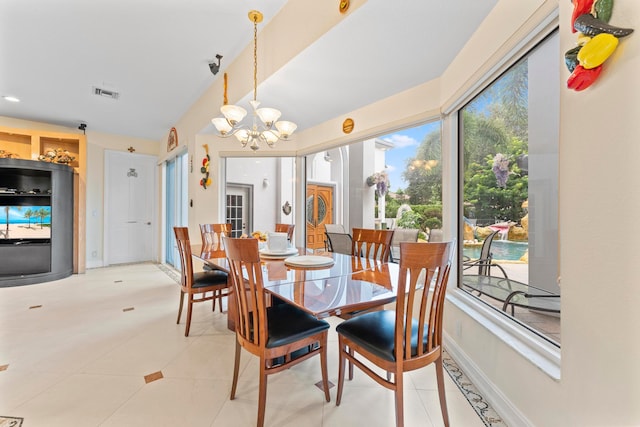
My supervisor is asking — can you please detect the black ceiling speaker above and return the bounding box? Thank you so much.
[209,54,223,75]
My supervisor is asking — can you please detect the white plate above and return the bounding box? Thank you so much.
[259,247,299,258]
[284,255,335,268]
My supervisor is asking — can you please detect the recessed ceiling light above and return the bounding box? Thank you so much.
[3,96,20,102]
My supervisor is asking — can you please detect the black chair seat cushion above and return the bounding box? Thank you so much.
[266,303,329,348]
[336,310,428,362]
[193,270,228,288]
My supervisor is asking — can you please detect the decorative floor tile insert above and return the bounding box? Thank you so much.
[144,371,164,384]
[0,416,24,427]
[442,349,508,427]
[315,380,335,391]
[157,263,181,284]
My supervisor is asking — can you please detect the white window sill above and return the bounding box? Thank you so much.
[447,289,561,380]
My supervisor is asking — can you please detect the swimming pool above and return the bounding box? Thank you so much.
[463,240,528,261]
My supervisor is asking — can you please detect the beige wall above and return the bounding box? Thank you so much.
[558,0,640,424]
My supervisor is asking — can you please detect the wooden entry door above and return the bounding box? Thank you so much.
[306,184,333,249]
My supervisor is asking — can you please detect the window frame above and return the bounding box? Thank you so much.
[444,15,561,379]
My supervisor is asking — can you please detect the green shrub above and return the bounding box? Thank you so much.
[397,210,423,229]
[424,217,442,230]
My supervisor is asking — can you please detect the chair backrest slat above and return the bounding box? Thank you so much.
[223,236,268,348]
[174,227,194,289]
[351,228,394,261]
[396,241,454,361]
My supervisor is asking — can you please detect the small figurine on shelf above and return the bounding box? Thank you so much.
[38,148,75,164]
[0,150,20,159]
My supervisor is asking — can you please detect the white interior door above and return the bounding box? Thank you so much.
[106,151,157,265]
[226,184,252,237]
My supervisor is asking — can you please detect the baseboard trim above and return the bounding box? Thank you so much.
[86,259,104,269]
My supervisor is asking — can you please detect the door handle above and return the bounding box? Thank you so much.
[146,222,151,225]
[127,221,137,223]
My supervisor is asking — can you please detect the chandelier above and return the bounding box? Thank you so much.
[211,10,297,151]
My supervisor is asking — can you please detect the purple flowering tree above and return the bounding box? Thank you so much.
[492,153,510,188]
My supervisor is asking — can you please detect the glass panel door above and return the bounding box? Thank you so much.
[165,152,188,268]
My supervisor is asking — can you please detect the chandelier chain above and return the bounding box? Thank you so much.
[253,15,258,102]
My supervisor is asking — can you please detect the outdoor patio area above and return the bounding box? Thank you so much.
[464,262,560,345]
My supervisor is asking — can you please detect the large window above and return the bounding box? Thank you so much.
[305,121,443,250]
[459,31,559,345]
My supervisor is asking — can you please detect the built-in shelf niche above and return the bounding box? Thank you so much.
[0,131,32,159]
[40,137,80,168]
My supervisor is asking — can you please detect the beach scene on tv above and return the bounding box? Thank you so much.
[1,206,51,240]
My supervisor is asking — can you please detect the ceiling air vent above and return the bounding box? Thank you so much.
[92,87,119,100]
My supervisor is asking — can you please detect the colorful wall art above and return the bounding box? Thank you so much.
[566,0,634,91]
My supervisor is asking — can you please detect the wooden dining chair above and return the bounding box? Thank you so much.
[199,223,232,272]
[223,236,330,427]
[351,227,394,261]
[199,223,232,249]
[336,241,455,427]
[173,227,231,336]
[274,223,295,241]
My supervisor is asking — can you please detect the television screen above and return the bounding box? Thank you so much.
[1,206,51,240]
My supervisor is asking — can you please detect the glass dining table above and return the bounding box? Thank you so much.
[191,244,398,330]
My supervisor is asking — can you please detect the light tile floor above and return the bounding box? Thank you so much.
[0,263,489,427]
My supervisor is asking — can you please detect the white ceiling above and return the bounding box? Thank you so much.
[0,0,497,141]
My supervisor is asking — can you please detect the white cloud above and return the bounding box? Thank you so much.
[383,134,418,149]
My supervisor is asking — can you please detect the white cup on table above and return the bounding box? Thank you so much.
[267,232,288,253]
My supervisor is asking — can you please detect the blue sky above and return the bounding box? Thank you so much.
[379,121,440,192]
[4,206,51,223]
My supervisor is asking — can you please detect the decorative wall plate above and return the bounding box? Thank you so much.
[167,127,178,152]
[339,0,350,14]
[342,118,354,134]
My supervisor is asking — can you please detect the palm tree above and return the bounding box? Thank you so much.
[23,209,33,229]
[3,206,24,238]
[2,206,8,238]
[36,207,50,229]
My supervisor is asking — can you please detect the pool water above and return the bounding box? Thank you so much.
[463,240,528,261]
